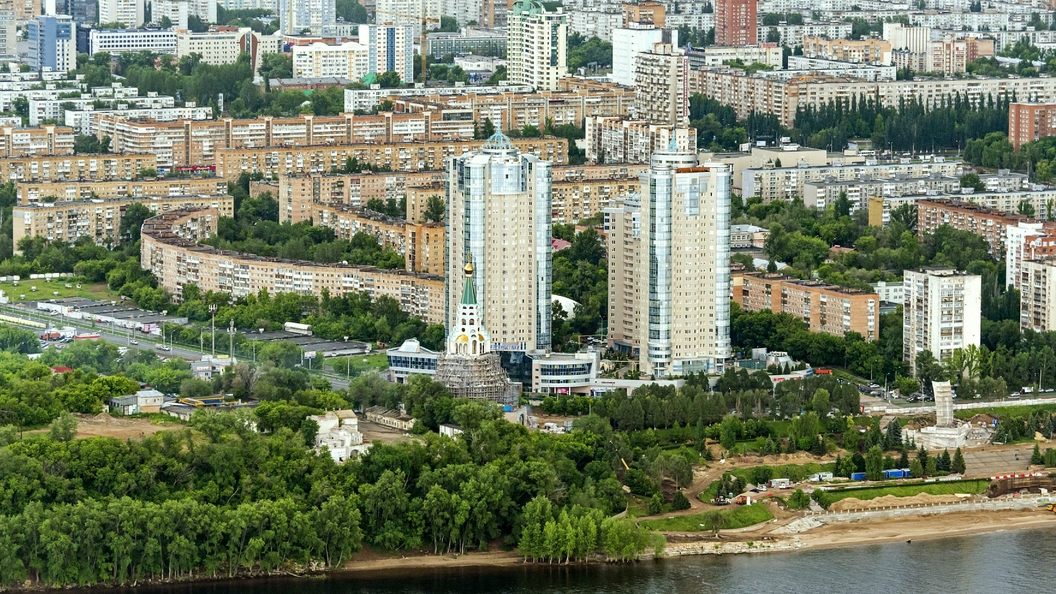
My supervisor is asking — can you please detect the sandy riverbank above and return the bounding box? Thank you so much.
[797,508,1056,550]
[339,509,1056,574]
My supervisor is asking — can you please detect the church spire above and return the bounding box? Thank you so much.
[461,256,477,305]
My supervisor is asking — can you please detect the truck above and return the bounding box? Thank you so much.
[40,329,61,340]
[74,333,100,340]
[851,472,867,481]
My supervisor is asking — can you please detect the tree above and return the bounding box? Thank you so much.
[951,447,967,474]
[959,172,985,192]
[865,445,884,480]
[647,493,664,514]
[49,412,78,441]
[120,202,153,243]
[376,71,402,88]
[787,489,811,509]
[671,490,691,510]
[1032,443,1044,465]
[438,16,459,31]
[910,457,925,478]
[423,195,445,223]
[884,418,903,450]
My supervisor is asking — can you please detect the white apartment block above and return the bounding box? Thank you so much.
[690,70,1056,128]
[375,0,441,38]
[359,24,415,84]
[278,0,335,35]
[441,0,484,27]
[99,0,145,26]
[153,0,216,26]
[217,0,278,10]
[176,28,254,66]
[633,43,689,127]
[154,0,190,29]
[756,22,852,48]
[1020,259,1056,333]
[612,25,664,87]
[692,45,784,70]
[903,267,981,375]
[89,29,178,56]
[741,160,963,203]
[606,145,732,377]
[585,116,696,164]
[567,10,622,42]
[445,132,552,352]
[292,42,368,81]
[507,0,568,92]
[66,106,212,135]
[0,8,14,59]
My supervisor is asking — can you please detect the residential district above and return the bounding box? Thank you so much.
[3,0,1056,587]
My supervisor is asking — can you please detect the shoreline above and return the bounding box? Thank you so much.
[342,508,1056,575]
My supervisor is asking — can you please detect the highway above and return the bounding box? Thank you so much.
[0,302,357,390]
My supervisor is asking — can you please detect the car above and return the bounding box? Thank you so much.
[129,340,139,345]
[156,344,171,351]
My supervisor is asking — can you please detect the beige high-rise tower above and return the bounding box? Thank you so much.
[605,140,731,378]
[507,0,568,91]
[445,131,552,352]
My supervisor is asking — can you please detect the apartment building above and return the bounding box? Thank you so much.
[585,117,695,164]
[757,22,851,47]
[141,208,445,323]
[216,137,567,179]
[732,272,879,340]
[802,36,892,64]
[99,113,480,172]
[690,70,1056,127]
[633,43,689,127]
[175,27,258,68]
[28,15,75,74]
[741,160,963,203]
[13,195,235,252]
[445,132,553,352]
[277,0,336,35]
[1020,259,1056,333]
[99,0,145,27]
[731,224,769,249]
[903,267,981,374]
[312,203,445,275]
[394,85,633,132]
[359,24,415,84]
[807,175,961,214]
[917,199,1037,258]
[0,153,158,183]
[88,29,177,56]
[688,44,785,70]
[16,177,228,205]
[279,171,446,223]
[292,41,368,80]
[1009,102,1056,151]
[612,25,665,87]
[0,125,74,158]
[1006,221,1056,291]
[715,0,756,46]
[507,0,568,91]
[605,146,732,377]
[375,0,441,37]
[424,27,506,59]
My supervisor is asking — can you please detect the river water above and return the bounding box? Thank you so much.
[87,528,1056,594]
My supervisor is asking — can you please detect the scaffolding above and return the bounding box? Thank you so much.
[435,351,520,407]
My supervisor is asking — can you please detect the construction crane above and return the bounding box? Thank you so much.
[373,13,440,85]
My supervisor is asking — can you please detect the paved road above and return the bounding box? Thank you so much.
[0,303,355,390]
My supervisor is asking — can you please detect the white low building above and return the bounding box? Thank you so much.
[309,410,368,462]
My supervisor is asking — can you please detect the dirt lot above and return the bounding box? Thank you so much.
[28,413,183,441]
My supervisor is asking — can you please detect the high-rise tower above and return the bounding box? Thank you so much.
[446,131,552,353]
[606,139,732,377]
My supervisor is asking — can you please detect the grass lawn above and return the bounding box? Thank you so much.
[0,279,116,303]
[955,404,1056,420]
[814,479,990,508]
[327,352,390,375]
[639,503,773,532]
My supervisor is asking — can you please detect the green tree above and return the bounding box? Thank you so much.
[49,412,78,441]
[865,445,884,480]
[951,447,967,474]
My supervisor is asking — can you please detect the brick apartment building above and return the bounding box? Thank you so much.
[1009,102,1056,151]
[732,272,879,340]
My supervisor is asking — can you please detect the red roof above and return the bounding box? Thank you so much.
[51,366,73,374]
[552,238,572,251]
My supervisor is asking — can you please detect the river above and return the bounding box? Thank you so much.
[83,528,1056,594]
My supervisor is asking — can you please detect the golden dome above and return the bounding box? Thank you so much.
[464,260,474,275]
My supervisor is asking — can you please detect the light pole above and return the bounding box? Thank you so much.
[228,320,234,360]
[345,336,350,380]
[209,304,217,357]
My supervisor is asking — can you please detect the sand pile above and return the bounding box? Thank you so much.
[829,492,967,512]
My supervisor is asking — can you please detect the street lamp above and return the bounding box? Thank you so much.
[209,304,217,357]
